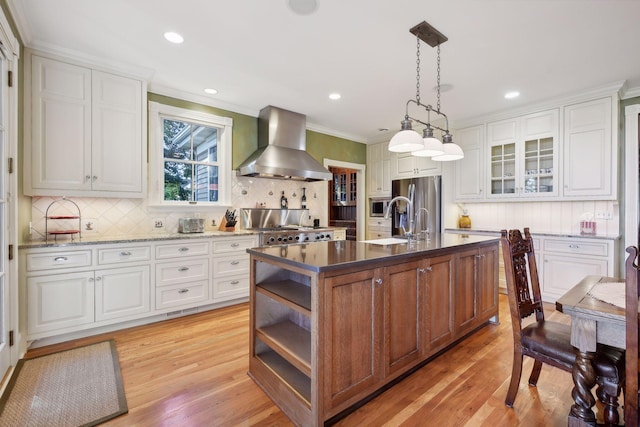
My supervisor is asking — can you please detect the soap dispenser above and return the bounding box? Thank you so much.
[458,209,471,229]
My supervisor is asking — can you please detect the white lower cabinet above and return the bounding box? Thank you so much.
[366,217,392,240]
[95,265,150,321]
[211,236,257,302]
[21,234,258,342]
[27,271,95,335]
[539,236,615,302]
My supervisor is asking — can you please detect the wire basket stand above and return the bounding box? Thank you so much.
[45,198,82,242]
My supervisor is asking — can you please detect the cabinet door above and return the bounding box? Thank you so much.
[477,244,499,321]
[425,254,454,352]
[454,125,485,201]
[383,260,423,376]
[91,70,143,193]
[487,119,519,198]
[95,265,150,321]
[521,110,559,197]
[367,142,391,197]
[541,254,607,301]
[454,248,479,336]
[563,97,613,197]
[394,152,417,178]
[27,271,94,335]
[324,268,383,411]
[29,55,91,192]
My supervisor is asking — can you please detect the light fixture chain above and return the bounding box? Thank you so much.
[415,36,421,104]
[436,44,441,112]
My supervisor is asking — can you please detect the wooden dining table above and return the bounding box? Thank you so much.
[555,275,626,427]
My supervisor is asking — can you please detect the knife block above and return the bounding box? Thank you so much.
[218,217,235,231]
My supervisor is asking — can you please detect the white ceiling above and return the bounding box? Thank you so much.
[7,0,640,144]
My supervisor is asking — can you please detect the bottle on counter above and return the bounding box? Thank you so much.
[301,187,307,209]
[281,191,288,209]
[458,209,472,229]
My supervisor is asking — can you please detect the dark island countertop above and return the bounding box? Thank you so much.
[246,233,499,272]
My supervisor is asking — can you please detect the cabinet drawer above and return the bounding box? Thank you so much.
[212,254,250,277]
[213,275,249,300]
[155,280,209,310]
[26,250,92,272]
[543,239,608,257]
[156,258,209,286]
[155,241,209,259]
[212,237,257,254]
[98,246,151,265]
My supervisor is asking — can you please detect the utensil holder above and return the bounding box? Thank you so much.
[580,220,596,235]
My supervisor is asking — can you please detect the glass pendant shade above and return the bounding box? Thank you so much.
[388,119,424,152]
[412,127,445,157]
[432,141,464,161]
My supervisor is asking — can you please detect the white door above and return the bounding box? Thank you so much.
[0,47,11,375]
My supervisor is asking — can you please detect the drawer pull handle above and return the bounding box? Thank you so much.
[120,251,132,256]
[230,280,240,285]
[418,268,426,273]
[178,289,189,294]
[53,256,68,262]
[230,243,240,247]
[375,278,383,285]
[569,244,580,249]
[179,247,189,252]
[230,260,240,265]
[178,267,190,272]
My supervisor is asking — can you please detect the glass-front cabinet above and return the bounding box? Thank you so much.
[487,109,559,199]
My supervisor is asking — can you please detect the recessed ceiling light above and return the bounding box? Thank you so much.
[329,93,341,100]
[504,91,520,99]
[204,88,218,95]
[378,128,389,132]
[164,32,184,44]
[288,0,318,15]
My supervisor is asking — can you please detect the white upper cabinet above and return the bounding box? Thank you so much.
[487,109,559,200]
[454,124,485,201]
[24,50,146,198]
[367,142,391,197]
[392,151,442,179]
[562,97,614,199]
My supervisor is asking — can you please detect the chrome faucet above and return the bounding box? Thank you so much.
[385,184,415,241]
[416,207,431,241]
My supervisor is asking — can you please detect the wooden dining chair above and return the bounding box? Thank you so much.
[501,228,624,423]
[625,245,639,426]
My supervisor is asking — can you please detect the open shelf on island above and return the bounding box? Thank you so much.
[256,280,311,315]
[256,350,311,405]
[256,320,311,377]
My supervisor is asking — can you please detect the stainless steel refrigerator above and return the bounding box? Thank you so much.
[391,176,441,239]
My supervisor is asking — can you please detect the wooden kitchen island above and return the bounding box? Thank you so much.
[247,234,499,426]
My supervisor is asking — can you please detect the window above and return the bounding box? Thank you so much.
[149,102,232,206]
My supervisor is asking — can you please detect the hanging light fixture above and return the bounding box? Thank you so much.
[388,21,463,161]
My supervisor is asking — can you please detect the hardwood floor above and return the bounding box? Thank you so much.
[22,295,601,426]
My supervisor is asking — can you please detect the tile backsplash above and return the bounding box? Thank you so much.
[446,200,620,236]
[28,175,327,242]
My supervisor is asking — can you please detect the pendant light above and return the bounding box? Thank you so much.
[388,21,463,162]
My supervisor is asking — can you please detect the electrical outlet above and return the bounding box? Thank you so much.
[595,211,613,220]
[153,218,165,229]
[84,218,98,233]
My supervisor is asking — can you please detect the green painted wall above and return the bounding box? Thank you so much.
[148,93,366,169]
[306,130,366,165]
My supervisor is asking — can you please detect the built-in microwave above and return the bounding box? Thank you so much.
[370,198,390,217]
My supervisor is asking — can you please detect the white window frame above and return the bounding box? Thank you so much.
[148,101,233,207]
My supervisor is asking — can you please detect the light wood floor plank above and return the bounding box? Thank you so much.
[22,295,609,426]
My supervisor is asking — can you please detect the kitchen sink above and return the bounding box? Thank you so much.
[362,237,409,245]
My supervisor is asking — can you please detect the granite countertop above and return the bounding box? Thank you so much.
[247,233,499,272]
[445,228,620,240]
[19,229,259,249]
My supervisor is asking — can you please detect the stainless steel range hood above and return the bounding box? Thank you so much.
[238,106,332,181]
